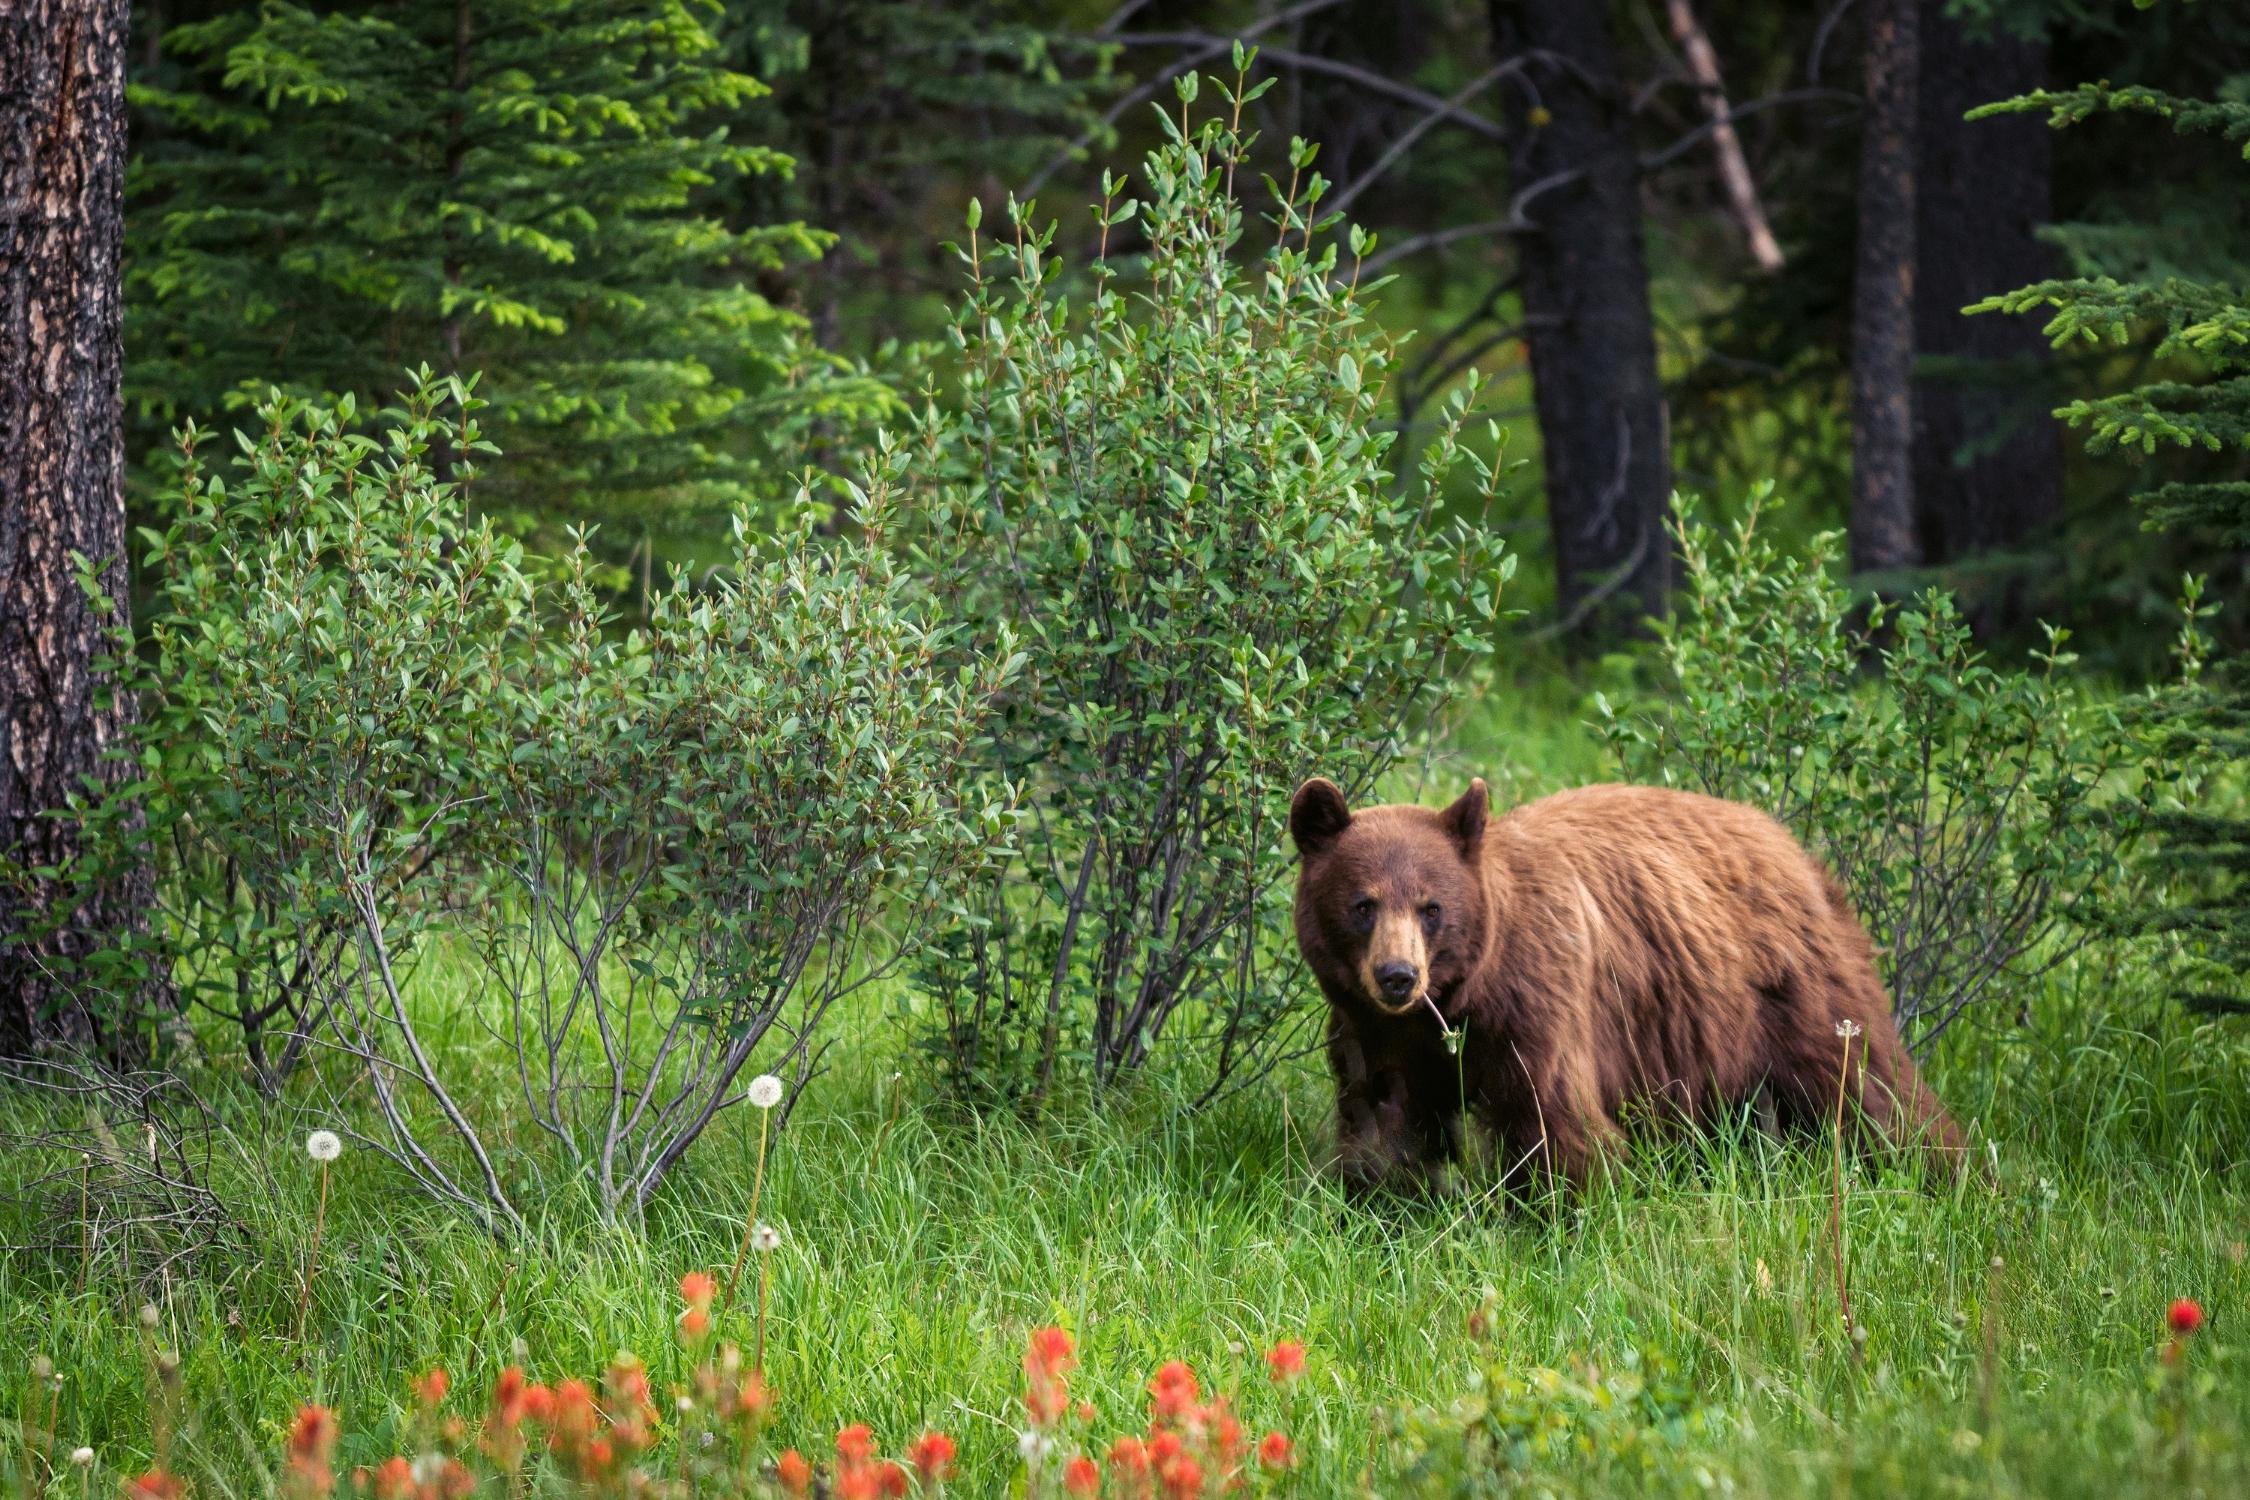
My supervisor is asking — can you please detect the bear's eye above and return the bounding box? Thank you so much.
[1350,898,1377,930]
[1419,902,1443,932]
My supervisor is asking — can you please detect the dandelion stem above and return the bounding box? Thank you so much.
[724,1107,771,1314]
[75,1153,91,1296]
[1827,1027,1856,1343]
[755,1251,772,1376]
[297,1160,329,1343]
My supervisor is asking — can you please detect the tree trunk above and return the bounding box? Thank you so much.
[1,0,157,1058]
[1849,0,1921,578]
[1489,0,1672,640]
[1911,1,2059,579]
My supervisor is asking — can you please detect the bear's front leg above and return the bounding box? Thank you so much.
[1328,1009,1458,1196]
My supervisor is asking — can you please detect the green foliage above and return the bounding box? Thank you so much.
[1601,489,2132,1048]
[121,374,1010,1224]
[1972,35,2250,1012]
[1389,1347,1725,1496]
[888,58,1513,1099]
[128,0,893,548]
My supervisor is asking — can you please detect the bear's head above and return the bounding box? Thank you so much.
[1289,777,1490,1018]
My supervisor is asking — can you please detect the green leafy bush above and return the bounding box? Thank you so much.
[1601,488,2132,1049]
[889,55,1512,1099]
[129,375,1010,1226]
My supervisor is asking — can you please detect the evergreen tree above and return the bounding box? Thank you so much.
[1975,59,2250,1010]
[128,0,890,546]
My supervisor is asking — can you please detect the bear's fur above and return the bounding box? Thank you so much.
[1289,777,1967,1193]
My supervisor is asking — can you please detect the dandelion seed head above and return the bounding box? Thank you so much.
[306,1131,342,1163]
[137,1305,160,1330]
[71,1449,95,1468]
[751,1223,782,1253]
[747,1076,784,1110]
[1834,1020,1862,1041]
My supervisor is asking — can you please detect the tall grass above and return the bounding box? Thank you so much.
[3,710,2244,1497]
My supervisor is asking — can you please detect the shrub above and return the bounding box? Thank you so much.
[891,54,1513,1100]
[131,375,1010,1226]
[1600,488,2131,1049]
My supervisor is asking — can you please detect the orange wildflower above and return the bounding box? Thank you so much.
[907,1431,957,1484]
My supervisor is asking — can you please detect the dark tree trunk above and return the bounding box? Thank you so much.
[1,0,157,1058]
[1849,0,1921,578]
[1489,0,1672,640]
[1911,1,2060,577]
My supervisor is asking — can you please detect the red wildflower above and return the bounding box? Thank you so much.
[907,1431,957,1484]
[284,1406,338,1499]
[520,1384,555,1425]
[877,1462,910,1499]
[1107,1437,1153,1500]
[1257,1432,1293,1471]
[1028,1326,1077,1375]
[584,1440,614,1475]
[1075,1401,1096,1424]
[1147,1362,1200,1424]
[412,1369,449,1409]
[775,1450,812,1498]
[680,1270,717,1309]
[837,1422,878,1467]
[125,1472,184,1500]
[2169,1298,2205,1335]
[491,1369,527,1422]
[368,1458,413,1500]
[1025,1326,1078,1427]
[1208,1403,1244,1466]
[429,1459,476,1500]
[732,1372,775,1426]
[484,1369,534,1469]
[1063,1455,1102,1495]
[546,1380,602,1474]
[1157,1454,1203,1500]
[678,1307,710,1341]
[1264,1340,1306,1383]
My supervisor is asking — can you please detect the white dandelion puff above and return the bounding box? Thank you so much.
[306,1130,342,1162]
[751,1223,782,1253]
[747,1075,784,1110]
[71,1449,95,1469]
[1833,1020,1862,1042]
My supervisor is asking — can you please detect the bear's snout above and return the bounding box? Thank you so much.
[1373,961,1419,1001]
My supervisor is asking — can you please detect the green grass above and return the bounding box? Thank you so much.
[3,971,2246,1498]
[3,704,2246,1498]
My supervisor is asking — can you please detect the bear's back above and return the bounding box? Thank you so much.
[1478,783,1863,1088]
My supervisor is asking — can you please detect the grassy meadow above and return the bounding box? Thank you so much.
[3,695,2245,1499]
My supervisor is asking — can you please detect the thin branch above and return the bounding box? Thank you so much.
[1664,0,1785,271]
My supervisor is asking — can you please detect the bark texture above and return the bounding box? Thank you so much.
[1,0,155,1057]
[1849,0,1921,577]
[1911,0,2060,570]
[1490,0,1673,639]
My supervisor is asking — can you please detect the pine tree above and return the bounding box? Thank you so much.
[128,0,891,546]
[1974,69,2250,1010]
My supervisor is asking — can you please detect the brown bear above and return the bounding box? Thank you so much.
[1289,777,1967,1194]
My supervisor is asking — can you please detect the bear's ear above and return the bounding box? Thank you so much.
[1290,777,1352,857]
[1441,778,1489,853]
